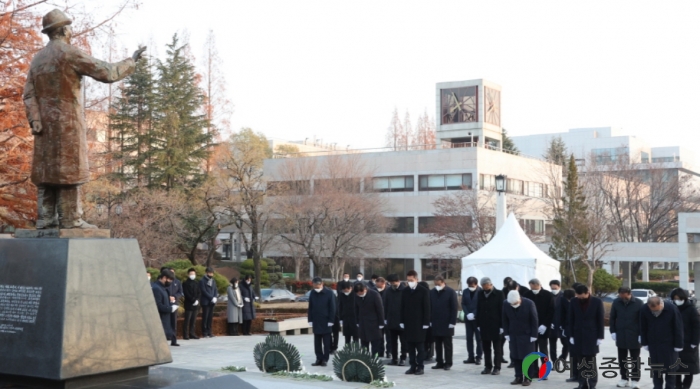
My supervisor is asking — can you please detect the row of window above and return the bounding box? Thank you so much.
[385,216,546,235]
[479,174,551,198]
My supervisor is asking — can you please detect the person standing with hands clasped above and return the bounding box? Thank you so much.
[240,275,257,336]
[354,282,385,356]
[400,270,430,376]
[430,276,457,371]
[152,270,178,345]
[609,286,643,388]
[308,277,336,367]
[640,296,684,389]
[502,290,538,386]
[226,277,244,336]
[462,276,482,365]
[567,284,605,389]
[182,268,201,340]
[199,267,218,338]
[476,277,505,376]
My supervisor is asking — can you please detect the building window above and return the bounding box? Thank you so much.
[419,174,472,191]
[641,151,650,163]
[592,147,628,164]
[507,179,523,195]
[480,174,496,191]
[268,180,311,195]
[418,216,471,233]
[525,182,543,198]
[421,258,458,281]
[652,156,680,163]
[520,219,545,235]
[418,217,436,233]
[372,175,414,192]
[386,217,415,233]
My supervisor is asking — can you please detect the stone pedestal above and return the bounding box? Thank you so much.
[0,238,172,388]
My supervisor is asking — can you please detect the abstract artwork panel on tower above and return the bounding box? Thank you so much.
[441,86,478,124]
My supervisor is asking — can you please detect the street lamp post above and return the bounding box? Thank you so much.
[495,174,507,232]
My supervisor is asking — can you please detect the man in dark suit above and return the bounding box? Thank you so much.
[354,282,385,356]
[384,274,407,366]
[163,267,183,346]
[462,276,482,365]
[502,290,539,386]
[152,270,177,344]
[567,284,605,389]
[308,277,336,366]
[548,280,564,360]
[609,286,643,388]
[524,278,553,371]
[375,277,389,358]
[430,276,457,370]
[640,296,684,389]
[400,270,430,376]
[476,277,504,375]
[199,267,218,338]
[338,281,358,346]
[182,267,201,340]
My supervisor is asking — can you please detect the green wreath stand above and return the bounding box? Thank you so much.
[253,334,302,373]
[332,342,386,383]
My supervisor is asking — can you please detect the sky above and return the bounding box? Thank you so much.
[51,1,700,150]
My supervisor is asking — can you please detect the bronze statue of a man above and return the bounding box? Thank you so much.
[24,9,146,229]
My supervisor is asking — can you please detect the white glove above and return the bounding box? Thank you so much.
[477,327,480,332]
[675,347,684,352]
[328,322,333,327]
[193,300,199,306]
[693,345,697,349]
[384,320,387,325]
[356,324,359,327]
[255,296,259,300]
[238,304,243,308]
[551,323,555,330]
[212,297,217,304]
[638,336,641,343]
[379,325,384,329]
[530,337,537,342]
[570,338,575,344]
[596,339,602,346]
[611,333,616,341]
[499,328,504,334]
[430,323,432,327]
[244,298,250,302]
[308,322,313,327]
[643,345,649,351]
[422,325,429,329]
[538,325,546,334]
[400,323,404,329]
[467,313,475,321]
[340,321,343,326]
[505,335,510,341]
[561,330,565,337]
[449,324,455,329]
[171,305,179,313]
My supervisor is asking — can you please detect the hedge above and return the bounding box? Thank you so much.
[631,282,678,296]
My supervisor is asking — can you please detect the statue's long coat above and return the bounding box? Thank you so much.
[24,40,135,185]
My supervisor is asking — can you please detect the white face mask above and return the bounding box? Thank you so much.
[357,277,363,282]
[246,280,251,284]
[512,303,521,308]
[314,287,323,293]
[408,281,417,289]
[377,287,385,292]
[532,289,540,295]
[468,287,476,292]
[675,300,684,306]
[357,293,366,298]
[189,274,196,280]
[551,289,560,295]
[343,277,349,282]
[435,285,444,291]
[343,291,350,296]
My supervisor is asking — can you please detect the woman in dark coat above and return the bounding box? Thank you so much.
[670,289,700,389]
[338,281,358,345]
[152,271,176,342]
[239,275,257,336]
[354,284,385,356]
[502,290,539,385]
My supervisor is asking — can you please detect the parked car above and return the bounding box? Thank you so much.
[600,293,618,303]
[260,288,298,303]
[631,289,656,304]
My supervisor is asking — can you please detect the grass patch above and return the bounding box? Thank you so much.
[221,365,247,372]
[270,371,333,381]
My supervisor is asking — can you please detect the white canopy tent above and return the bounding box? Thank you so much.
[461,213,561,291]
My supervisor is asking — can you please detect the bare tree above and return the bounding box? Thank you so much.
[412,109,436,150]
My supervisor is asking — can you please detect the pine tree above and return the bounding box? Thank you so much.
[150,34,212,190]
[549,154,589,284]
[543,136,568,166]
[109,56,156,187]
[501,128,519,154]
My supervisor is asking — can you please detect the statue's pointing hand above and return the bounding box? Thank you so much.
[132,46,147,62]
[31,121,42,135]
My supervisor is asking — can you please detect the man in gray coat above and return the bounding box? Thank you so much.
[609,286,643,388]
[502,290,538,386]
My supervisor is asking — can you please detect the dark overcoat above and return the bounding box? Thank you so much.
[551,292,564,337]
[182,278,201,311]
[151,282,173,338]
[523,289,554,338]
[502,297,538,360]
[559,296,571,337]
[609,297,643,349]
[476,288,504,341]
[24,40,135,185]
[308,287,336,335]
[384,284,404,330]
[400,285,430,342]
[567,297,605,356]
[430,286,458,337]
[239,282,257,320]
[338,291,358,337]
[640,303,683,368]
[677,301,700,374]
[461,286,480,318]
[167,278,184,301]
[355,289,385,342]
[199,276,218,307]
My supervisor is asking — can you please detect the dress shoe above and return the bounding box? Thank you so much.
[510,377,523,385]
[491,369,501,375]
[501,358,509,364]
[399,359,406,366]
[183,337,189,340]
[566,378,578,382]
[443,366,451,371]
[507,363,515,368]
[320,361,327,367]
[463,358,476,364]
[431,364,445,369]
[415,369,424,375]
[388,360,398,366]
[405,368,416,375]
[481,368,492,375]
[475,357,482,365]
[522,380,531,386]
[190,335,199,339]
[311,360,323,366]
[170,343,180,347]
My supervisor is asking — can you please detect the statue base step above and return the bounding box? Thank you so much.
[0,367,148,389]
[14,228,110,239]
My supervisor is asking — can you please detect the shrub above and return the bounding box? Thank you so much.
[593,269,621,295]
[240,259,270,286]
[162,259,195,270]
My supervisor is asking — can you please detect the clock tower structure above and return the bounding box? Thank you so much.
[435,79,503,149]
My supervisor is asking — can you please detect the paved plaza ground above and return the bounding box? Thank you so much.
[163,325,666,389]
